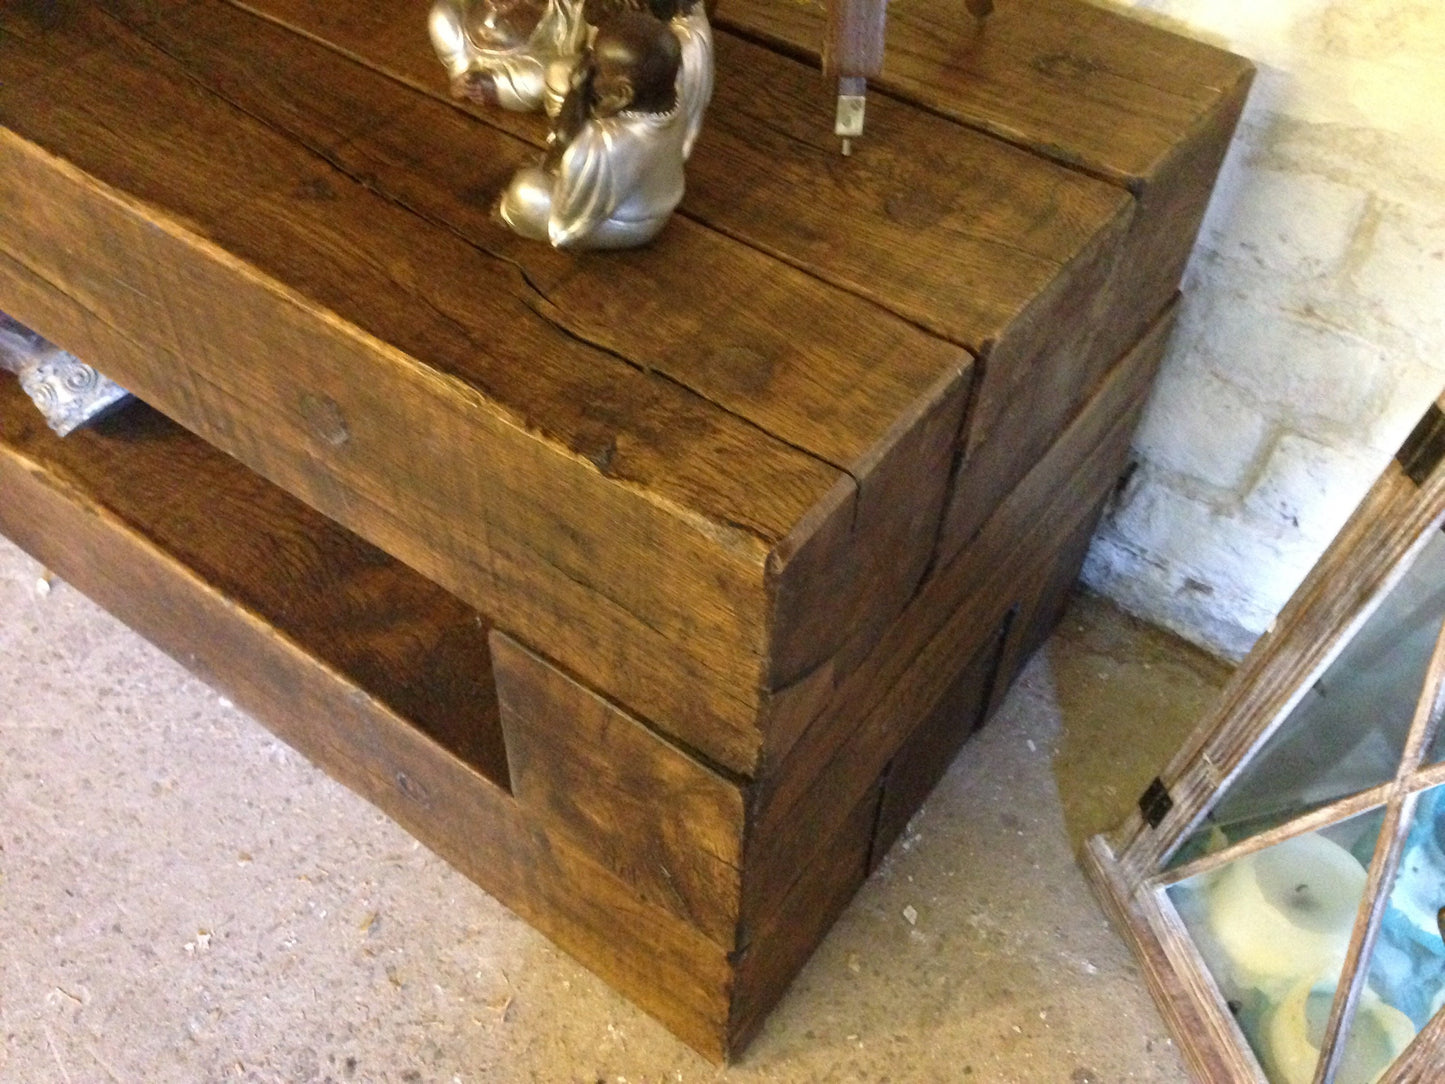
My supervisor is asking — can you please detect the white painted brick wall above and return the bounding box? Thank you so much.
[1082,0,1445,658]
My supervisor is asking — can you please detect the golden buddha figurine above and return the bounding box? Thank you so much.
[499,13,687,249]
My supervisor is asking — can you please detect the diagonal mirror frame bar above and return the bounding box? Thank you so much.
[1311,798,1416,1084]
[1111,391,1445,885]
[1157,782,1396,892]
[1164,808,1386,1083]
[1126,617,1445,1084]
[1344,784,1445,1081]
[1157,610,1445,894]
[1144,758,1445,1083]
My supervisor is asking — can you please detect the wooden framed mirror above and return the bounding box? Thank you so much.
[1086,393,1445,1084]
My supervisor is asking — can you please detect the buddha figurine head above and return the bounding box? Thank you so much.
[431,0,587,111]
[648,0,704,19]
[587,11,682,116]
[501,7,690,249]
[545,12,679,164]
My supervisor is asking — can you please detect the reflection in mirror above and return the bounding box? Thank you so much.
[1270,982,1414,1084]
[1170,530,1445,870]
[1167,810,1387,1083]
[1343,784,1445,1084]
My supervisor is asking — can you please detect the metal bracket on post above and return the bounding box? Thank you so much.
[834,75,867,156]
[1396,402,1445,486]
[1138,777,1174,830]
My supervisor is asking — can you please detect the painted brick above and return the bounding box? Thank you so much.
[1223,168,1368,279]
[1080,0,1445,659]
[1082,531,1273,661]
[1242,431,1386,542]
[1365,361,1445,456]
[1349,208,1445,348]
[1194,295,1389,430]
[1132,354,1271,492]
[1106,474,1315,615]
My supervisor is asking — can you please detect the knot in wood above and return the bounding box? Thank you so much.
[298,392,351,448]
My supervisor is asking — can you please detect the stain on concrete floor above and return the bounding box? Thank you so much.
[0,535,1230,1083]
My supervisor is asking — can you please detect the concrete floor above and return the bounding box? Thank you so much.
[0,532,1233,1083]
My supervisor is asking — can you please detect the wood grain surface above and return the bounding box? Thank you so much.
[0,2,808,774]
[0,290,1170,1056]
[0,380,509,785]
[231,0,1156,505]
[716,0,1253,186]
[210,0,1142,677]
[0,0,1242,775]
[868,616,1008,866]
[1381,1005,1445,1084]
[1083,839,1268,1084]
[716,0,1253,463]
[234,0,1128,353]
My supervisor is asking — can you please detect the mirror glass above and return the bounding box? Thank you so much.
[1167,810,1387,1082]
[1169,530,1445,870]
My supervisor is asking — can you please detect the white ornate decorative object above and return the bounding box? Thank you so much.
[0,314,133,436]
[1263,976,1416,1084]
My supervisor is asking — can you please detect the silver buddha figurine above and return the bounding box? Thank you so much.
[0,314,133,436]
[665,0,712,160]
[499,13,688,250]
[539,0,711,160]
[428,0,588,112]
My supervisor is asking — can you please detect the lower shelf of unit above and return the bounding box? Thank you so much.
[0,377,751,1059]
[0,376,510,785]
